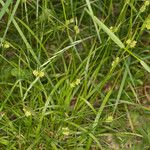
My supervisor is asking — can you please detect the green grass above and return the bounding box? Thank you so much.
[0,0,150,149]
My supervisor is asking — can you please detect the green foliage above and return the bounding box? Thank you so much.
[0,0,150,149]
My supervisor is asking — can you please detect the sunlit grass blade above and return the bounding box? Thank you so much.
[16,17,49,58]
[2,0,20,40]
[85,0,101,42]
[0,0,12,20]
[13,20,40,65]
[86,9,124,49]
[140,60,150,73]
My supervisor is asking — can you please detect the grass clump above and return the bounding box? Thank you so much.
[0,0,150,149]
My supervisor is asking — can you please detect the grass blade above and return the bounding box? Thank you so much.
[140,60,150,73]
[93,15,125,49]
[0,0,12,20]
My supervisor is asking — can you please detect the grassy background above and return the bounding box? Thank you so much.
[0,0,150,149]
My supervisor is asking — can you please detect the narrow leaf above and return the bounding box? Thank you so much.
[140,60,150,73]
[93,16,125,48]
[0,0,12,20]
